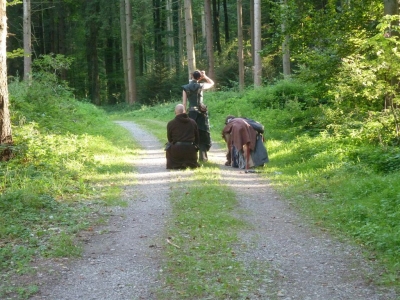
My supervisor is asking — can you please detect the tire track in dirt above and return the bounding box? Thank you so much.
[208,142,397,299]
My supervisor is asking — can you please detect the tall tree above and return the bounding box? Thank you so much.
[125,0,137,104]
[253,0,262,86]
[23,0,31,82]
[223,0,229,43]
[237,0,244,90]
[120,0,129,103]
[204,0,215,78]
[85,1,101,105]
[166,0,175,70]
[184,0,196,78]
[281,0,290,78]
[0,0,13,160]
[212,0,222,54]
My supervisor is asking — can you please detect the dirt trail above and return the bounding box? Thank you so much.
[31,121,397,300]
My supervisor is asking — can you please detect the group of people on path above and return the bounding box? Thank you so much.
[165,70,268,170]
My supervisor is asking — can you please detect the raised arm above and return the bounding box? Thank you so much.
[200,71,214,90]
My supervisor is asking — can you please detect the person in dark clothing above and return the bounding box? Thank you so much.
[182,70,214,162]
[166,104,200,169]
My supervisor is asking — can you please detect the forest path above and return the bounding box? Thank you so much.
[31,121,397,300]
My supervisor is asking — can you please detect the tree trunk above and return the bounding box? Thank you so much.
[254,0,262,87]
[120,0,129,103]
[223,0,229,43]
[384,0,398,15]
[184,0,196,79]
[212,0,222,54]
[166,0,175,70]
[250,0,254,66]
[204,0,215,79]
[237,0,244,90]
[281,0,291,78]
[0,0,13,160]
[125,0,137,104]
[86,2,101,105]
[178,0,185,72]
[23,0,32,83]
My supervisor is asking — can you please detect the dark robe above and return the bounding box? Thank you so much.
[223,118,257,152]
[182,80,212,160]
[166,113,200,169]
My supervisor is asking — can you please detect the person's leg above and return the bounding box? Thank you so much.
[198,144,208,162]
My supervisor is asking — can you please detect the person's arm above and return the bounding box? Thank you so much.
[200,71,214,90]
[182,90,187,109]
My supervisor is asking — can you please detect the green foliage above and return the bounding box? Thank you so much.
[251,79,319,109]
[329,16,400,114]
[1,73,138,298]
[7,48,24,59]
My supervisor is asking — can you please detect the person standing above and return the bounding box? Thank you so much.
[166,104,200,169]
[182,70,214,162]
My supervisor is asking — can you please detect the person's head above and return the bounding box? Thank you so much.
[175,104,185,115]
[225,115,235,124]
[192,70,202,80]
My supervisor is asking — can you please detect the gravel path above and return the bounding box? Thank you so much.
[31,121,397,300]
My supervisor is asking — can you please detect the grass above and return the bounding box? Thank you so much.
[0,80,140,298]
[2,76,400,298]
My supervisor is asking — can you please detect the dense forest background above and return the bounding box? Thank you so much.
[5,1,394,110]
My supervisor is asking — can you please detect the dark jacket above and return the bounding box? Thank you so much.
[167,113,199,145]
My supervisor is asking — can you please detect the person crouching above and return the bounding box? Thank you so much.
[166,104,200,169]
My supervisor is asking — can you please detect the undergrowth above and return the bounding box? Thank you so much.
[0,79,138,299]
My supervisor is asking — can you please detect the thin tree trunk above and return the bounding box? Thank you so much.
[223,0,229,43]
[250,0,254,66]
[23,0,32,83]
[0,0,13,160]
[237,0,244,90]
[125,0,136,104]
[281,0,290,78]
[184,0,196,79]
[120,0,129,103]
[178,0,184,71]
[166,0,175,70]
[86,2,101,105]
[254,0,262,87]
[212,0,221,54]
[204,0,215,79]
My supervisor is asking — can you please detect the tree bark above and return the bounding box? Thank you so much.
[178,0,185,72]
[184,0,196,79]
[223,0,229,43]
[23,0,32,83]
[86,2,101,105]
[120,0,129,103]
[212,0,221,54]
[204,0,215,79]
[125,0,137,104]
[0,0,13,160]
[250,0,254,66]
[254,0,262,87]
[281,0,290,78]
[237,0,244,90]
[166,0,175,70]
[384,0,398,15]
